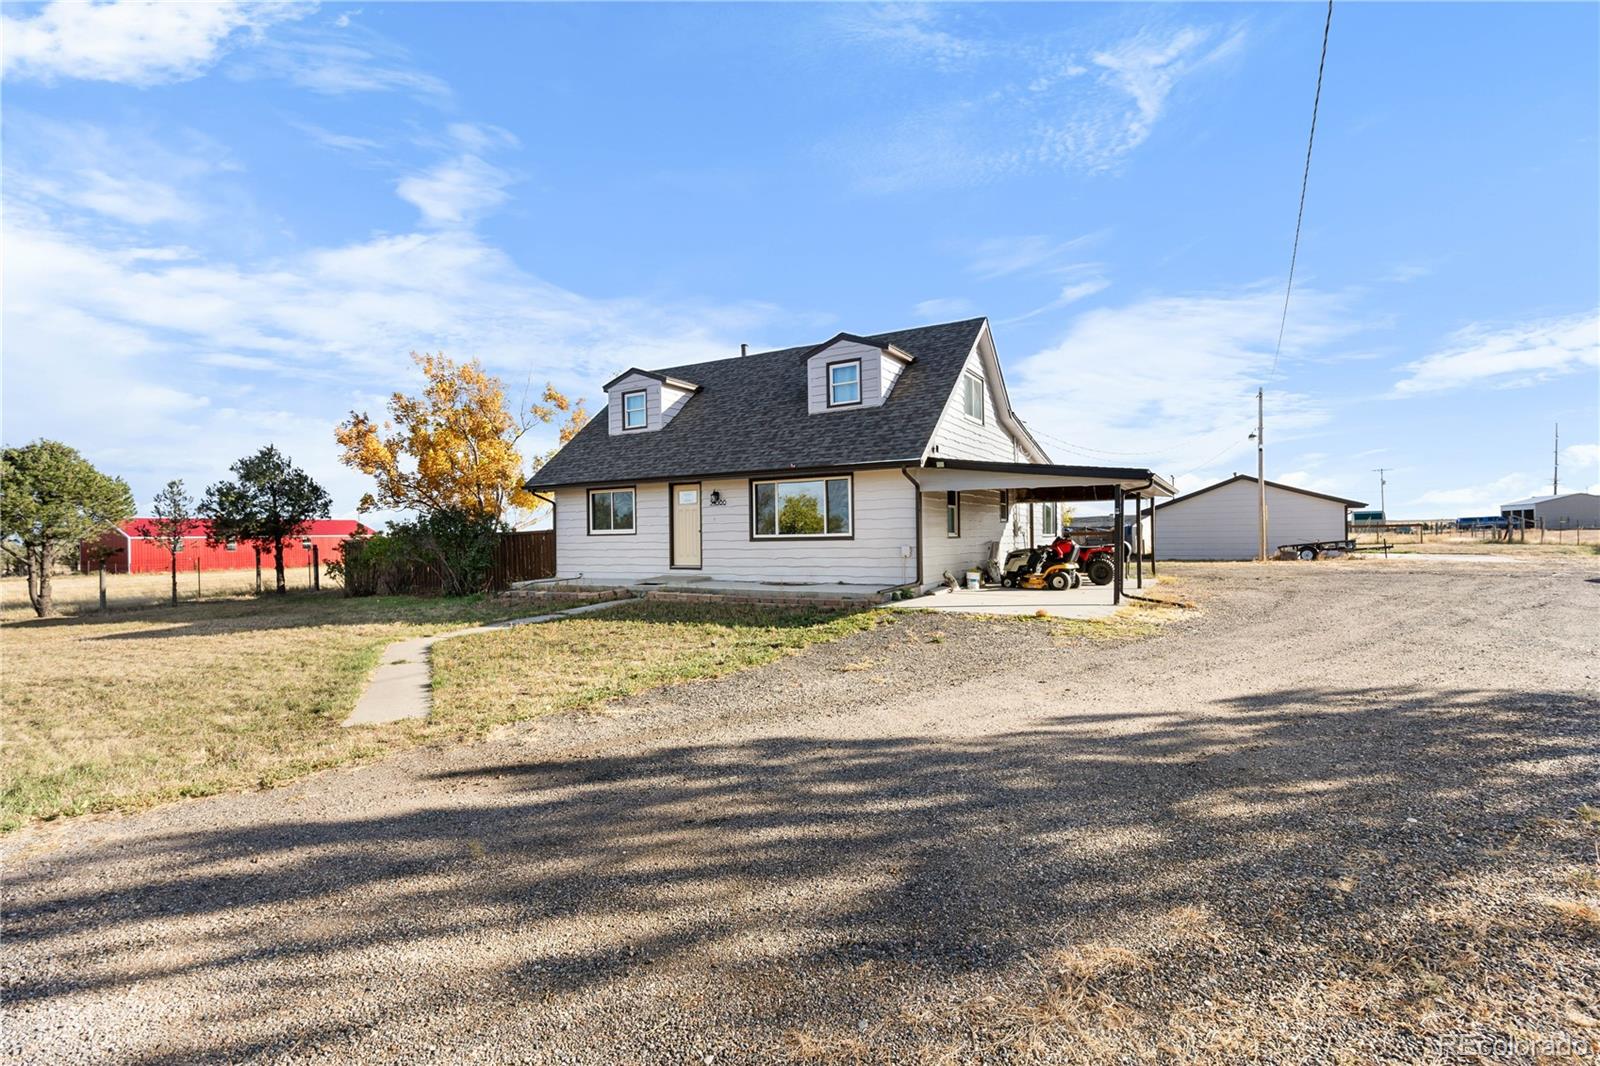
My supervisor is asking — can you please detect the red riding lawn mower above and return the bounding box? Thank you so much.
[998,534,1122,589]
[999,535,1084,590]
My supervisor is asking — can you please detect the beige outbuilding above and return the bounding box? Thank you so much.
[1153,475,1364,561]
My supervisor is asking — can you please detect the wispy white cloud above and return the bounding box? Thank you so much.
[1003,278,1111,324]
[396,156,515,227]
[1402,472,1546,516]
[4,214,788,516]
[237,27,450,98]
[969,233,1102,281]
[1,0,307,85]
[3,114,238,227]
[912,297,977,321]
[1392,311,1600,395]
[835,17,1248,191]
[830,4,982,69]
[1007,285,1364,493]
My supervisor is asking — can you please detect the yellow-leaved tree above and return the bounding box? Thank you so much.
[335,352,587,524]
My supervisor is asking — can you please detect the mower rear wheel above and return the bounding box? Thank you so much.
[1047,571,1069,591]
[1087,558,1115,586]
[1000,575,1015,588]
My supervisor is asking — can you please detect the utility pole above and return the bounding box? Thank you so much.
[1553,422,1560,495]
[1373,468,1389,519]
[1256,387,1267,560]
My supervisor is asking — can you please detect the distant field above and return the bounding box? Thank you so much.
[1,566,323,621]
[1351,531,1599,557]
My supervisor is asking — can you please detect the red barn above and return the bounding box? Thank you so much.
[80,519,372,574]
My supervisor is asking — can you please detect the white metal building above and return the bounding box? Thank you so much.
[1152,475,1364,560]
[1499,492,1600,529]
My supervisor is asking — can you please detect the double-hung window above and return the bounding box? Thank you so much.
[621,390,647,430]
[962,372,984,422]
[588,487,636,534]
[752,476,851,538]
[827,361,861,407]
[946,491,961,537]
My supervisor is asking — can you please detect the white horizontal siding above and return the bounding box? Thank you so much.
[1156,479,1349,560]
[927,347,1028,463]
[555,469,919,586]
[921,489,1008,588]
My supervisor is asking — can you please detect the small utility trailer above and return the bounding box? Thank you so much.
[1277,538,1356,560]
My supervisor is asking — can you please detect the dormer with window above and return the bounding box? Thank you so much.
[804,333,915,415]
[602,368,699,435]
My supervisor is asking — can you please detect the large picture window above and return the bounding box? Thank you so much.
[622,390,647,430]
[752,476,851,538]
[962,372,984,422]
[588,487,636,534]
[827,360,861,407]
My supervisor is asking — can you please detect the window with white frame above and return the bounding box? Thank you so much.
[962,372,984,422]
[621,390,647,430]
[588,487,636,534]
[827,360,861,407]
[1040,502,1060,537]
[946,491,960,537]
[752,476,851,537]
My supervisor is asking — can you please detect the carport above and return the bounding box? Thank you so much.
[903,459,1176,605]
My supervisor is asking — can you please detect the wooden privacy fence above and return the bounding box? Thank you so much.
[491,530,556,588]
[398,530,556,595]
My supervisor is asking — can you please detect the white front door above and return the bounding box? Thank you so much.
[671,483,701,568]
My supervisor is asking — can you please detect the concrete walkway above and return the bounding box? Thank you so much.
[342,597,636,727]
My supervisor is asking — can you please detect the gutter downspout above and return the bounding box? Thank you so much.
[900,467,925,591]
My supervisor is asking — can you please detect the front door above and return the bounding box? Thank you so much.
[671,482,702,568]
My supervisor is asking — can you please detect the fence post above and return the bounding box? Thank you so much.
[312,544,321,590]
[255,548,262,594]
[99,563,107,613]
[195,557,201,601]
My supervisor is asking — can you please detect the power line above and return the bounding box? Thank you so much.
[1174,431,1256,480]
[1268,0,1334,382]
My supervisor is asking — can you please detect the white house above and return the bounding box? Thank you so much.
[1152,475,1364,560]
[527,318,1172,592]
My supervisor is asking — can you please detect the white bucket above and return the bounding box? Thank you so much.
[965,570,981,589]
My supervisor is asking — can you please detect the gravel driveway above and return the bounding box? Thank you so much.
[5,559,1598,1064]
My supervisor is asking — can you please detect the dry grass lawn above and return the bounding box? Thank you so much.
[1,590,881,831]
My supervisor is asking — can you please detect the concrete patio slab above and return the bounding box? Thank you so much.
[889,575,1161,619]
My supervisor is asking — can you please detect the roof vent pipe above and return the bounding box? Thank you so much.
[740,343,749,357]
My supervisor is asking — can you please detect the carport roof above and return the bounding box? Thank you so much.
[912,458,1174,499]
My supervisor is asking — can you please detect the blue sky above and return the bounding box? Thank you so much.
[3,1,1596,522]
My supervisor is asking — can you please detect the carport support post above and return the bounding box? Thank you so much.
[1150,498,1157,574]
[1135,496,1144,589]
[1112,486,1124,605]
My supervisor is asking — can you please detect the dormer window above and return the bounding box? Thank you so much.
[622,389,647,430]
[827,360,861,407]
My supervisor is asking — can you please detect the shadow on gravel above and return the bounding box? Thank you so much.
[7,683,1596,1042]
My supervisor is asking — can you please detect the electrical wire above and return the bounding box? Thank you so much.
[1174,432,1256,480]
[1268,0,1334,382]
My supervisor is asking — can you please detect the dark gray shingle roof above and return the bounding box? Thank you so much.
[529,318,989,489]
